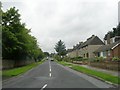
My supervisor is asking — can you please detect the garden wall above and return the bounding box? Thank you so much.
[2,59,35,69]
[89,61,120,71]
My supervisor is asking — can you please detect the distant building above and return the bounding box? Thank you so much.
[67,42,83,58]
[67,35,104,58]
[94,35,120,60]
[104,35,120,45]
[78,35,104,58]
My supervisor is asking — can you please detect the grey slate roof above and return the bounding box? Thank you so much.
[67,35,104,52]
[94,40,120,53]
[78,35,104,48]
[67,42,83,53]
[67,49,73,53]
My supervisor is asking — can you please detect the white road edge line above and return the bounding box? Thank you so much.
[41,84,47,90]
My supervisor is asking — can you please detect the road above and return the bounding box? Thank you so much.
[2,59,115,89]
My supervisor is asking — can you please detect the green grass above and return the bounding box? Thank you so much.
[57,61,73,66]
[2,60,44,78]
[57,61,120,84]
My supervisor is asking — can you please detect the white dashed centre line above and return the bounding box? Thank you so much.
[49,60,52,77]
[49,73,51,77]
[50,68,51,72]
[49,61,51,77]
[41,84,47,90]
[49,61,51,71]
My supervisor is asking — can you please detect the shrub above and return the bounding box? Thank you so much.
[93,57,104,62]
[112,57,120,61]
[54,55,62,61]
[63,57,70,62]
[82,58,88,61]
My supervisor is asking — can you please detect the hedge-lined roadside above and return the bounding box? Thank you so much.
[57,61,120,85]
[2,60,44,80]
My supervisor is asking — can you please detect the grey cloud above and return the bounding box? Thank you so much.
[2,0,118,53]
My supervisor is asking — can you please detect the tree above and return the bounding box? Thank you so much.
[104,23,120,40]
[44,52,49,57]
[2,7,44,62]
[54,40,66,56]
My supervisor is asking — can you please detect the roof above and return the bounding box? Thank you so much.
[79,35,104,48]
[67,49,73,53]
[73,42,83,50]
[67,35,104,52]
[94,40,120,53]
[67,42,83,53]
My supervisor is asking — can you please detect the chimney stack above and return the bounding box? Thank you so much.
[107,32,110,44]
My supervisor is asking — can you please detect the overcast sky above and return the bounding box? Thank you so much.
[1,0,119,53]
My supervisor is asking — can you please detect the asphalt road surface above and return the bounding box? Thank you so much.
[2,59,115,89]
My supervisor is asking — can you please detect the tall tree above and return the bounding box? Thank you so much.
[2,7,44,61]
[44,52,49,57]
[104,23,120,40]
[54,40,66,56]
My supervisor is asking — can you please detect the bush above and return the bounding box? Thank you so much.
[54,55,62,61]
[82,58,88,61]
[71,57,83,61]
[93,57,104,62]
[112,57,120,61]
[62,57,72,62]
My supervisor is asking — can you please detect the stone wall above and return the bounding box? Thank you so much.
[2,60,15,69]
[2,59,35,69]
[88,45,103,58]
[78,45,103,58]
[89,61,120,71]
[67,50,78,58]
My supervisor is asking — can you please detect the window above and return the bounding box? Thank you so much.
[100,52,106,58]
[86,53,89,58]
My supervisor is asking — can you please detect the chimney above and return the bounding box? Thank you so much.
[92,35,95,37]
[107,33,110,44]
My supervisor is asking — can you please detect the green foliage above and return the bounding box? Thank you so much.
[2,60,44,78]
[54,55,62,61]
[57,61,73,66]
[54,40,67,56]
[2,7,44,61]
[112,57,120,61]
[44,52,49,57]
[58,61,120,84]
[71,65,120,84]
[93,57,104,62]
[104,23,120,40]
[71,57,88,61]
[82,57,88,61]
[62,56,71,62]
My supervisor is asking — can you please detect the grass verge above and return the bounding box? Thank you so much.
[2,60,44,79]
[57,61,120,85]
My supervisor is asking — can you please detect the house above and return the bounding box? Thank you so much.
[104,35,120,45]
[67,35,104,59]
[67,42,83,58]
[94,36,120,59]
[78,35,104,58]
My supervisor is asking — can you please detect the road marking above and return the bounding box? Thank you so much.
[49,61,52,77]
[50,68,51,72]
[49,73,51,77]
[41,84,47,90]
[49,61,51,72]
